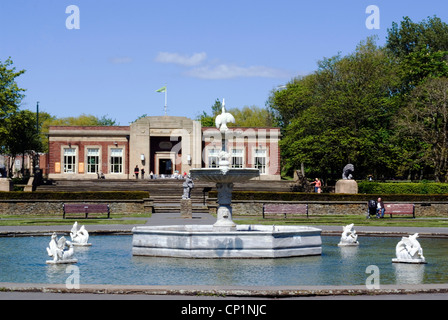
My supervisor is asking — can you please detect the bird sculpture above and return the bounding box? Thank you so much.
[215,99,235,132]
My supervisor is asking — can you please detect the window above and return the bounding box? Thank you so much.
[254,149,267,174]
[87,148,100,174]
[208,149,220,168]
[110,148,123,173]
[231,149,243,168]
[63,148,76,173]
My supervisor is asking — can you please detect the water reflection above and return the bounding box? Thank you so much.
[393,263,426,284]
[0,235,447,286]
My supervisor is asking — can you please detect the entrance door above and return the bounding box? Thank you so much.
[159,159,173,175]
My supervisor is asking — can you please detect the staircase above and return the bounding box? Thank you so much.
[36,178,294,213]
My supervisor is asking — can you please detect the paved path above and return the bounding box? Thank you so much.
[1,212,448,300]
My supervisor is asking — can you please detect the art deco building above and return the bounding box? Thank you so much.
[47,116,281,180]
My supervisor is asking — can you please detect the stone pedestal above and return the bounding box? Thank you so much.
[214,182,236,231]
[335,179,358,194]
[180,199,192,219]
[0,178,12,191]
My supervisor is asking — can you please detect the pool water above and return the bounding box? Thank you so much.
[0,235,447,286]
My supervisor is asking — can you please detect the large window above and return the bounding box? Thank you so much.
[208,149,220,168]
[63,148,76,173]
[110,148,123,173]
[254,149,267,174]
[87,148,100,174]
[231,149,243,168]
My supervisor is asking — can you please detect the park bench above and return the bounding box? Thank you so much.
[384,203,415,219]
[262,203,308,219]
[63,203,110,219]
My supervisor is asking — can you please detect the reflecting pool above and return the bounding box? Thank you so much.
[1,235,447,286]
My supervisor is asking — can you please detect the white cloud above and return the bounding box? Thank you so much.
[155,52,207,67]
[185,64,290,80]
[109,57,133,64]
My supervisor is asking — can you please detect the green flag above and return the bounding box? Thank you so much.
[156,86,166,93]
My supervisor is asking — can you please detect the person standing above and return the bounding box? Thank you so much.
[134,165,139,179]
[141,168,145,179]
[311,178,322,193]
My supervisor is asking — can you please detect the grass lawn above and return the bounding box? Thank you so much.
[235,215,448,228]
[0,213,151,227]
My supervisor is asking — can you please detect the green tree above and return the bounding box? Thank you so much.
[4,110,42,176]
[0,58,26,148]
[387,16,448,89]
[395,77,448,182]
[273,38,401,179]
[196,99,222,127]
[229,105,275,127]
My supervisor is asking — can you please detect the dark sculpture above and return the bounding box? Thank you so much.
[342,164,354,180]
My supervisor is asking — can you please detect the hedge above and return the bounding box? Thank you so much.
[0,191,150,200]
[209,191,448,202]
[358,181,448,194]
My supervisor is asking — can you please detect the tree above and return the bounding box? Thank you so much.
[395,77,448,182]
[387,16,448,89]
[228,105,275,127]
[272,37,401,179]
[196,99,222,127]
[4,110,42,176]
[0,58,26,149]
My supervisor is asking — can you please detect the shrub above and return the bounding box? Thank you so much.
[358,181,448,194]
[0,191,150,200]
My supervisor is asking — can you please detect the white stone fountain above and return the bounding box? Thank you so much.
[46,233,77,264]
[392,233,427,264]
[70,222,92,247]
[338,224,359,247]
[132,99,322,258]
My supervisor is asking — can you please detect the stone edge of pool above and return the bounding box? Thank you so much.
[1,282,448,298]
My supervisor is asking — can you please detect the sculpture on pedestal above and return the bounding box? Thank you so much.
[70,221,92,246]
[182,174,194,199]
[46,233,77,264]
[393,233,426,264]
[335,164,358,194]
[342,164,355,180]
[338,223,359,246]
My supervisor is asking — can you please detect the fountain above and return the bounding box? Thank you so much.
[392,233,427,264]
[46,233,78,264]
[132,99,322,258]
[338,224,360,247]
[70,222,92,247]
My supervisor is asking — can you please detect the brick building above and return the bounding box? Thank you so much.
[47,116,281,180]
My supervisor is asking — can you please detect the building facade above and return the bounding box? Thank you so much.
[47,116,281,180]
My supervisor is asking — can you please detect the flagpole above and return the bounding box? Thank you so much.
[165,86,167,116]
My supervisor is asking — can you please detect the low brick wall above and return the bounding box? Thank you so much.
[0,199,154,216]
[207,199,448,217]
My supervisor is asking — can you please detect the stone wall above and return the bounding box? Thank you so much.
[0,199,153,216]
[208,199,448,217]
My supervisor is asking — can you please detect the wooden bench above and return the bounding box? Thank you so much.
[384,203,415,218]
[63,203,110,219]
[262,203,308,218]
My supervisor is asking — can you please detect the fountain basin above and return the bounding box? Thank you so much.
[132,225,322,259]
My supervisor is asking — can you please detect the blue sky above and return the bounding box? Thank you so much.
[1,0,448,125]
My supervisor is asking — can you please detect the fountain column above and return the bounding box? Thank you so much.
[214,182,235,230]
